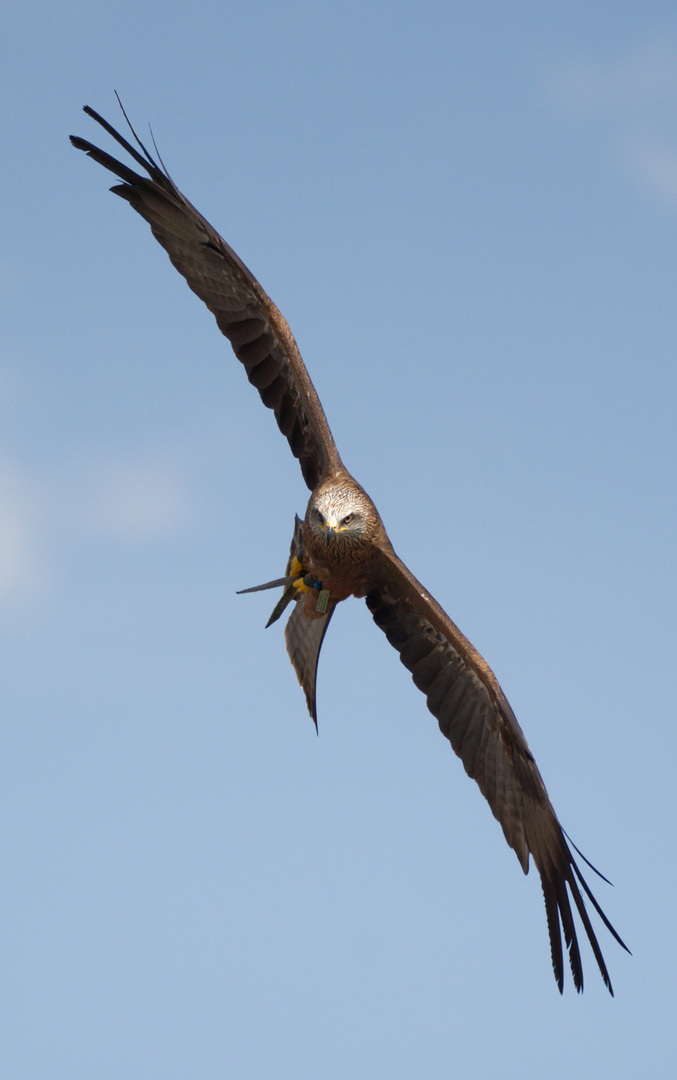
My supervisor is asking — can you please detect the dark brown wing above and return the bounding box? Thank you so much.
[71,104,342,491]
[366,547,629,993]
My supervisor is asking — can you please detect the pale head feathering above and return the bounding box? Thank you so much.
[305,480,380,549]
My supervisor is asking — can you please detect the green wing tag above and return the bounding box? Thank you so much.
[316,589,330,614]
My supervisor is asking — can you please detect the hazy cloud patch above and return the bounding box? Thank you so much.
[550,35,677,205]
[622,136,677,202]
[87,459,190,541]
[0,451,193,612]
[554,38,677,117]
[0,464,45,603]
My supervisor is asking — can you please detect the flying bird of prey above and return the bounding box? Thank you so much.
[71,102,629,994]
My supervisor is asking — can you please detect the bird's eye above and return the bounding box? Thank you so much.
[342,513,354,526]
[315,509,325,525]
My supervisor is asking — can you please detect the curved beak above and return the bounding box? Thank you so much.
[324,525,336,544]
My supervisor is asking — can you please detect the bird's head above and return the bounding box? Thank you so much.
[306,482,376,548]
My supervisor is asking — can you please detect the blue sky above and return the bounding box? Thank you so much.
[1,3,675,1077]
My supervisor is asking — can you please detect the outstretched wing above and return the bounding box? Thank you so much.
[366,547,629,993]
[71,103,342,492]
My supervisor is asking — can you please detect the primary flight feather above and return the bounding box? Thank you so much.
[71,102,629,994]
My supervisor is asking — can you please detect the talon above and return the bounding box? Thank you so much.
[290,556,304,578]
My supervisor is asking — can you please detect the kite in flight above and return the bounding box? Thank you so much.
[71,102,629,994]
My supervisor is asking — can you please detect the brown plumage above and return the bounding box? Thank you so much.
[71,101,629,994]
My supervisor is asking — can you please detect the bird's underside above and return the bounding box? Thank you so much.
[71,99,629,994]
